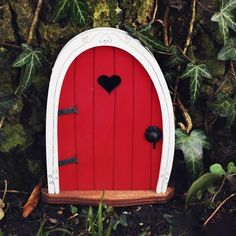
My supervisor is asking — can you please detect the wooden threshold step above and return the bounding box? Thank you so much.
[41,187,174,206]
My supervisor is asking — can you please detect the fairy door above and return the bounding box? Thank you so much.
[57,46,163,191]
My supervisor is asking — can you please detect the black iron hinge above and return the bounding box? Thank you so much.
[58,106,79,116]
[59,156,78,167]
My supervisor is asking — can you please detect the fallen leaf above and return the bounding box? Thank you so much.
[22,182,42,218]
[0,208,4,220]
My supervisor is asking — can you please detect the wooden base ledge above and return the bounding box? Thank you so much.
[41,187,174,206]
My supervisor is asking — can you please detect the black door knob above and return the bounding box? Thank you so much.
[145,126,162,149]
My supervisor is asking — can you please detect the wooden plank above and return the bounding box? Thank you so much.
[94,46,115,189]
[42,187,174,206]
[151,86,163,189]
[58,60,77,190]
[132,59,152,189]
[113,48,133,189]
[75,48,95,189]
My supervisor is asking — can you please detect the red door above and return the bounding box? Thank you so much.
[58,46,163,191]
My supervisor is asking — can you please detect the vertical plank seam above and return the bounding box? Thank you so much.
[150,85,153,189]
[131,56,134,190]
[74,58,79,190]
[93,48,96,189]
[112,47,116,190]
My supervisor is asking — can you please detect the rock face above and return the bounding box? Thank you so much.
[9,0,33,42]
[0,2,15,42]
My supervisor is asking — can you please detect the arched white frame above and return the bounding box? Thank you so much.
[46,27,175,194]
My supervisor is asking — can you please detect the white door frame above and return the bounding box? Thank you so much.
[46,27,175,194]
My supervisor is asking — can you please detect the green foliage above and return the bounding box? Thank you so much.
[175,129,210,182]
[217,37,236,60]
[125,25,169,53]
[210,163,226,176]
[165,45,187,68]
[0,123,33,152]
[211,93,236,126]
[181,63,212,102]
[36,219,72,236]
[211,0,236,43]
[12,44,43,95]
[185,173,221,207]
[186,162,236,207]
[227,162,236,173]
[0,91,17,117]
[53,0,88,26]
[87,200,127,236]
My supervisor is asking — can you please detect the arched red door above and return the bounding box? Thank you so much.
[58,46,163,191]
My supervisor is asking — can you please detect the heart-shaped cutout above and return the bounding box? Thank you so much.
[97,75,121,93]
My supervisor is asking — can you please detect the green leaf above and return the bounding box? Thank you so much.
[13,44,43,95]
[221,0,236,12]
[98,201,103,236]
[217,38,236,60]
[165,45,187,68]
[181,63,212,102]
[211,93,236,126]
[0,92,17,116]
[227,162,236,174]
[87,206,96,236]
[71,0,88,26]
[211,0,236,43]
[53,0,70,22]
[185,173,221,207]
[12,44,33,67]
[70,205,78,214]
[125,25,168,53]
[210,163,226,176]
[176,129,210,182]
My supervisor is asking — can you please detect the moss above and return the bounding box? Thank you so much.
[10,0,33,42]
[137,0,156,26]
[93,0,121,28]
[0,2,15,42]
[0,123,33,152]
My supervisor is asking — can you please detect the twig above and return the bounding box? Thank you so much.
[0,190,28,194]
[0,117,5,129]
[0,42,21,49]
[150,0,158,24]
[214,76,230,96]
[177,97,193,133]
[163,5,170,46]
[211,177,226,203]
[196,0,215,13]
[204,192,236,227]
[2,180,7,202]
[27,0,43,45]
[230,61,236,83]
[183,0,196,54]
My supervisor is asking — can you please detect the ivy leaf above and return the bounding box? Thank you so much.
[211,93,236,126]
[71,0,88,26]
[221,0,236,12]
[12,44,43,95]
[210,163,226,176]
[125,25,169,53]
[211,0,236,43]
[165,45,187,68]
[53,0,88,26]
[185,173,221,207]
[176,129,210,182]
[53,0,70,22]
[217,37,236,60]
[0,92,17,116]
[181,63,212,102]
